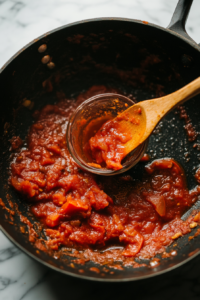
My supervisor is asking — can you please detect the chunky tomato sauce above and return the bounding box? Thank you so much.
[10,86,200,264]
[89,106,143,170]
[89,118,132,170]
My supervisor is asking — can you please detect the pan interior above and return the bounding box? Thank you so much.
[1,19,200,281]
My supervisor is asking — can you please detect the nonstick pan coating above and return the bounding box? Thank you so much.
[1,0,200,281]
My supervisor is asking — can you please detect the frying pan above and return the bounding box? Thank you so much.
[1,0,200,282]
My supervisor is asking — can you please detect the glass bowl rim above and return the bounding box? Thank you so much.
[67,93,149,176]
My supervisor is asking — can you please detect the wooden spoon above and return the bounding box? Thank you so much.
[116,77,200,156]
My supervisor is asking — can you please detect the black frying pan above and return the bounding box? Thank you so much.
[0,0,200,281]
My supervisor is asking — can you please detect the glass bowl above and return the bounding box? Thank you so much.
[67,93,149,175]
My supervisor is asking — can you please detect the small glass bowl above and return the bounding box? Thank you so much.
[67,93,148,176]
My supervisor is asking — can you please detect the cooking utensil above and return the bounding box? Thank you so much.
[1,0,200,281]
[68,77,200,174]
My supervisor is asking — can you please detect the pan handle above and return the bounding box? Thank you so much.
[167,0,196,43]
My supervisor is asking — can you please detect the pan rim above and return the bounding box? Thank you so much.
[0,16,200,73]
[1,224,200,282]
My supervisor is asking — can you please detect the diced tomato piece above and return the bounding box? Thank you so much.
[46,238,60,250]
[11,177,22,191]
[89,222,105,234]
[47,145,61,155]
[70,220,81,227]
[106,160,123,170]
[58,175,80,191]
[146,194,166,217]
[140,153,150,162]
[89,187,110,210]
[173,189,183,200]
[120,227,144,257]
[46,213,60,227]
[29,161,40,171]
[20,180,38,197]
[161,183,171,192]
[21,171,46,188]
[113,214,124,232]
[41,157,55,166]
[46,170,60,191]
[59,196,88,215]
[11,163,26,176]
[194,212,200,222]
[87,162,102,169]
[45,229,61,238]
[52,193,66,206]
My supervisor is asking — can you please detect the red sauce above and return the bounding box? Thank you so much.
[140,153,150,162]
[9,86,200,264]
[9,136,23,150]
[89,118,132,170]
[88,106,143,170]
[178,105,198,142]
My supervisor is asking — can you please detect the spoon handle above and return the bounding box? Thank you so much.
[139,77,200,144]
[157,76,200,110]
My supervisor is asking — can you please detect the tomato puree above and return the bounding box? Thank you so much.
[10,86,200,264]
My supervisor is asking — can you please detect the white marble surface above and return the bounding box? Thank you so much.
[1,0,200,299]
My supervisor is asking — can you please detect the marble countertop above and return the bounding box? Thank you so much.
[1,0,200,299]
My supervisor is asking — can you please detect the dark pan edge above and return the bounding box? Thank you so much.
[1,17,200,75]
[1,224,200,282]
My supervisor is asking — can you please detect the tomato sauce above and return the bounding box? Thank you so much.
[88,106,143,170]
[178,105,198,142]
[10,86,200,264]
[89,118,131,170]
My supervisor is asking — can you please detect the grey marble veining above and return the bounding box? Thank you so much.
[1,0,200,299]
